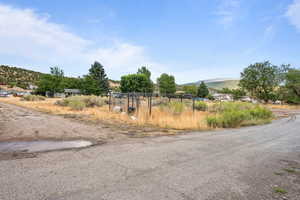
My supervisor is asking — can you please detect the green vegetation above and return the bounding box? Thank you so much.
[183,85,197,96]
[194,101,208,111]
[273,187,287,194]
[219,88,246,100]
[279,69,300,104]
[21,95,45,101]
[283,168,296,173]
[0,65,43,89]
[205,80,240,90]
[197,81,209,98]
[56,96,107,110]
[206,102,273,128]
[157,73,176,95]
[120,66,153,93]
[240,61,284,102]
[160,102,186,115]
[81,61,109,95]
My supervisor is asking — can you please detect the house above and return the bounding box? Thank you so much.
[212,93,233,101]
[64,89,81,97]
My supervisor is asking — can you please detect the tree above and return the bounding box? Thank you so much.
[120,74,151,93]
[36,67,65,95]
[197,81,209,98]
[219,88,246,100]
[157,73,176,95]
[82,61,109,95]
[137,66,154,93]
[280,69,300,104]
[183,85,197,96]
[137,66,151,79]
[239,61,281,102]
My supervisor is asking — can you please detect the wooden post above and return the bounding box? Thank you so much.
[127,93,130,113]
[149,94,152,116]
[193,98,195,112]
[108,92,112,111]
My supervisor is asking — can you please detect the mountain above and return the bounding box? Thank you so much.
[183,78,240,90]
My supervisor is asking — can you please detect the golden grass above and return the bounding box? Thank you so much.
[265,104,300,110]
[0,97,210,130]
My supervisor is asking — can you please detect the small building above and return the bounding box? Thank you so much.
[64,89,81,97]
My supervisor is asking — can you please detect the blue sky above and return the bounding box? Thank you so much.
[0,0,299,83]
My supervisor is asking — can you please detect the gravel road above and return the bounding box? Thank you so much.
[0,103,300,200]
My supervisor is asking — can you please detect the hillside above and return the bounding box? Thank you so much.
[184,79,240,90]
[0,65,43,89]
[0,65,119,90]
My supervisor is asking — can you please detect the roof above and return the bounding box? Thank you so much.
[64,89,81,93]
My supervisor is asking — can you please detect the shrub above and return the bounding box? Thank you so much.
[22,95,45,101]
[206,116,219,128]
[194,101,208,111]
[68,100,86,111]
[207,102,273,128]
[55,95,107,110]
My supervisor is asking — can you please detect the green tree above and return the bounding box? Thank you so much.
[137,66,151,79]
[183,85,197,96]
[137,66,154,93]
[82,61,109,95]
[280,69,300,104]
[239,61,281,102]
[120,74,151,93]
[197,81,209,98]
[36,67,65,95]
[157,73,176,95]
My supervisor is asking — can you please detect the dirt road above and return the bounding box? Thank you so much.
[0,102,300,199]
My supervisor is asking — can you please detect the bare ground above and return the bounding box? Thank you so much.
[0,102,176,143]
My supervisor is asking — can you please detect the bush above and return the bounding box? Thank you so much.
[22,95,45,101]
[194,101,208,111]
[206,102,273,128]
[206,116,219,128]
[55,95,107,110]
[68,100,86,111]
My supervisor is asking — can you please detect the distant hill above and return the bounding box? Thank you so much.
[183,78,240,90]
[0,65,43,89]
[0,65,120,90]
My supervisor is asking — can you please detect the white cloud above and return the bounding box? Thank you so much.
[286,0,300,32]
[0,4,167,80]
[215,0,240,29]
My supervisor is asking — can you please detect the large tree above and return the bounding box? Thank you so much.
[280,69,300,104]
[197,81,209,98]
[120,74,151,93]
[36,66,65,95]
[157,73,176,95]
[82,61,109,95]
[239,61,281,102]
[137,66,154,93]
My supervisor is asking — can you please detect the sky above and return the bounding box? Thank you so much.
[0,0,299,84]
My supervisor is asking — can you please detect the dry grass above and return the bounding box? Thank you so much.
[266,104,300,110]
[0,97,210,130]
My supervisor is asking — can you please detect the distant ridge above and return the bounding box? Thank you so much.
[183,78,240,90]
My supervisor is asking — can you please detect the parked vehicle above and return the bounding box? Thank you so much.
[0,91,8,97]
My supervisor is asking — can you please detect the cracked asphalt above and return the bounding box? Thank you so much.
[0,104,300,199]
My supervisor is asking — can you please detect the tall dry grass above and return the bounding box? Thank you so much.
[0,97,210,130]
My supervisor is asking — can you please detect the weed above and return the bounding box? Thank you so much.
[283,168,296,173]
[273,187,287,194]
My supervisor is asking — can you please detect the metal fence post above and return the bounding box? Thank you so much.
[192,97,195,112]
